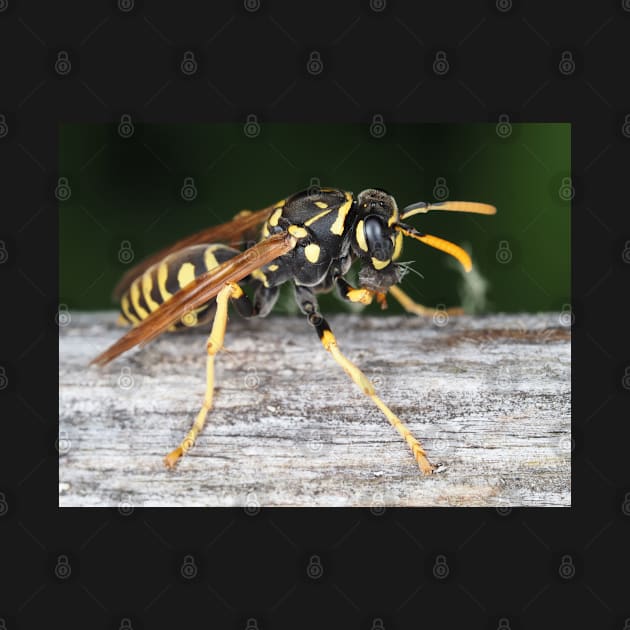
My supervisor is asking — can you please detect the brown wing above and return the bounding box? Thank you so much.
[113,204,277,300]
[92,232,296,366]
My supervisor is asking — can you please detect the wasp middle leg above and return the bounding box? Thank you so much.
[294,284,435,474]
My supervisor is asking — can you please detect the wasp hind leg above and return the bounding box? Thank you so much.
[164,281,252,468]
[294,284,434,474]
[388,285,463,317]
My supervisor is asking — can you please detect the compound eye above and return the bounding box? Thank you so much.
[363,215,392,260]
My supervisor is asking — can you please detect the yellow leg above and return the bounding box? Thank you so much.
[388,285,463,316]
[164,282,243,468]
[319,326,434,474]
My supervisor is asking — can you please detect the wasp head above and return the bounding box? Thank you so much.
[352,189,405,292]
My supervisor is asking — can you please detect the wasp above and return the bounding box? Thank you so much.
[92,187,495,474]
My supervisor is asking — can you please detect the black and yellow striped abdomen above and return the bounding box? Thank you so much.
[118,243,241,329]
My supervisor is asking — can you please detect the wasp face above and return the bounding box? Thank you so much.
[353,189,405,292]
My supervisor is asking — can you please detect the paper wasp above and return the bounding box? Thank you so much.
[92,187,495,474]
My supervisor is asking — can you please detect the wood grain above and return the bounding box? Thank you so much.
[59,312,571,507]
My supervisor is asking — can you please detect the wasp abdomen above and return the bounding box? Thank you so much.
[118,243,241,329]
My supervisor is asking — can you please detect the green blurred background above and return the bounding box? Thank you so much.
[60,123,570,315]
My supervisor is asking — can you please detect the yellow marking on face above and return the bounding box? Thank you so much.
[177,262,196,289]
[392,231,403,260]
[356,219,368,251]
[204,246,219,271]
[121,294,140,325]
[142,272,160,312]
[268,264,279,271]
[157,262,173,301]
[304,208,332,226]
[330,193,353,235]
[314,201,328,208]
[268,207,283,227]
[288,225,308,238]
[304,243,320,263]
[251,268,269,288]
[130,278,149,320]
[372,257,390,270]
[262,223,270,238]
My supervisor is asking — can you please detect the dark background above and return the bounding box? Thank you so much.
[59,122,570,314]
[1,1,629,629]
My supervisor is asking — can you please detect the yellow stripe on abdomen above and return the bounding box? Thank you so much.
[158,262,173,301]
[130,278,149,320]
[177,262,196,289]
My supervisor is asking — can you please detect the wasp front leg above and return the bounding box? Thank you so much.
[294,284,434,474]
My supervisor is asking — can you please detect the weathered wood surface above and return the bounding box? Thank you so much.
[59,312,570,507]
